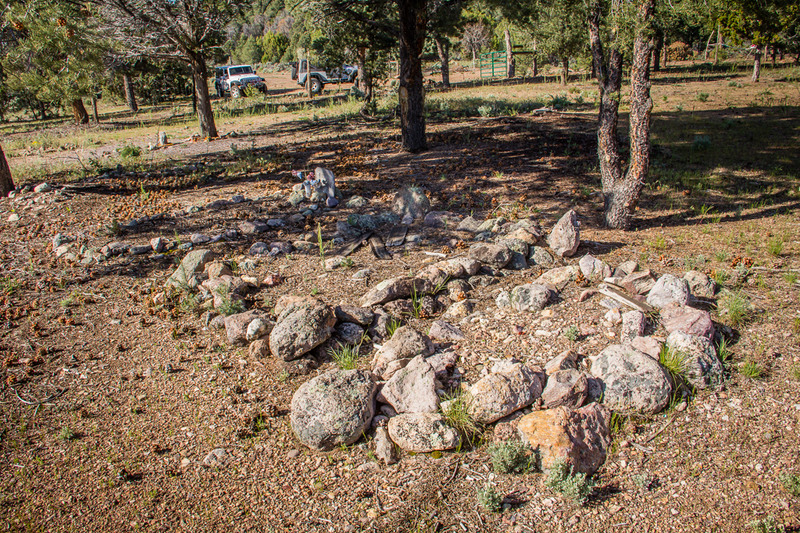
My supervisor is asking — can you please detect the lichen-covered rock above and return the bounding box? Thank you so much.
[579,254,612,280]
[225,310,267,346]
[387,413,459,452]
[666,331,724,390]
[529,246,555,267]
[360,277,432,307]
[547,210,580,258]
[468,361,544,424]
[166,249,214,289]
[684,270,716,299]
[429,320,466,342]
[541,370,590,409]
[509,283,552,313]
[660,304,715,339]
[372,326,434,378]
[269,297,336,361]
[468,243,512,269]
[537,265,578,287]
[545,350,578,375]
[334,305,375,327]
[589,344,672,414]
[377,355,439,413]
[290,370,377,451]
[335,322,366,346]
[646,274,690,309]
[621,310,646,341]
[392,186,431,221]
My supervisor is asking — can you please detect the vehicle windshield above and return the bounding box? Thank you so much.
[229,66,254,76]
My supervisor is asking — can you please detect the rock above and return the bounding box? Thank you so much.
[382,299,414,319]
[620,270,657,295]
[267,219,285,228]
[627,336,662,360]
[666,331,724,390]
[150,237,167,252]
[346,196,367,209]
[443,299,475,319]
[545,350,578,375]
[52,233,71,250]
[34,182,52,193]
[246,318,272,342]
[335,322,365,346]
[415,266,450,288]
[424,211,461,228]
[101,241,129,258]
[248,242,270,256]
[239,220,268,234]
[8,213,19,222]
[468,361,544,424]
[537,266,578,287]
[621,310,646,341]
[579,254,612,280]
[477,218,502,233]
[435,258,481,279]
[130,245,151,255]
[167,249,214,289]
[324,256,347,270]
[55,244,73,258]
[392,186,430,221]
[387,413,459,452]
[360,277,432,307]
[269,241,293,255]
[429,320,466,342]
[205,261,233,279]
[506,228,539,245]
[646,274,690,309]
[426,350,459,380]
[334,305,375,327]
[225,310,266,346]
[517,403,611,475]
[372,326,434,377]
[529,247,555,267]
[684,270,716,299]
[446,280,471,301]
[456,216,482,233]
[468,243,511,269]
[270,297,336,361]
[589,344,672,414]
[660,304,715,339]
[377,355,438,413]
[249,339,270,358]
[508,284,552,313]
[191,233,211,245]
[616,260,639,276]
[547,210,580,257]
[374,426,398,465]
[499,238,529,258]
[290,370,377,451]
[542,370,590,409]
[202,448,228,468]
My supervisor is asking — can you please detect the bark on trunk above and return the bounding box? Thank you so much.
[771,45,777,67]
[532,39,538,77]
[435,37,450,88]
[72,99,89,124]
[187,51,218,138]
[357,48,373,104]
[91,96,99,123]
[123,73,138,112]
[663,45,668,67]
[653,31,663,71]
[0,144,14,197]
[704,31,714,61]
[398,0,427,153]
[561,58,569,85]
[504,29,515,79]
[752,49,761,82]
[714,24,721,65]
[589,0,655,229]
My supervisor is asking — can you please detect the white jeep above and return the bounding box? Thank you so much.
[215,65,267,98]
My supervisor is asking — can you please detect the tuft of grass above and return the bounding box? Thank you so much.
[441,390,480,443]
[487,440,534,474]
[563,325,579,343]
[740,361,764,379]
[767,235,784,256]
[178,293,201,316]
[328,343,360,370]
[749,516,784,533]
[784,272,798,284]
[119,145,142,158]
[716,337,733,365]
[215,285,245,316]
[780,473,800,497]
[791,364,800,381]
[410,286,422,318]
[696,92,709,102]
[59,427,76,441]
[0,276,22,295]
[717,290,751,327]
[659,345,688,380]
[476,483,502,512]
[545,459,597,506]
[386,318,402,338]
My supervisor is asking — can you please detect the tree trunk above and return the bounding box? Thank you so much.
[0,144,14,197]
[653,31,663,71]
[663,44,668,67]
[357,48,373,104]
[123,73,138,112]
[91,96,99,123]
[704,31,714,61]
[72,99,89,124]
[435,37,450,88]
[589,0,655,229]
[504,29,515,79]
[771,45,777,67]
[187,51,218,138]
[752,48,761,82]
[532,39,538,77]
[561,58,569,85]
[714,24,721,65]
[397,0,427,153]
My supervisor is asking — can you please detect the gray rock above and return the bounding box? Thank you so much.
[334,305,375,327]
[529,246,555,268]
[269,297,335,361]
[684,270,716,299]
[646,274,690,309]
[387,413,459,452]
[423,211,461,228]
[377,355,439,413]
[392,186,430,221]
[509,283,552,313]
[579,254,612,280]
[457,216,482,233]
[346,196,368,209]
[267,219,285,228]
[666,331,724,390]
[335,322,366,346]
[52,233,71,251]
[435,258,482,278]
[167,249,214,289]
[347,213,378,231]
[468,243,511,269]
[202,448,228,468]
[429,320,466,342]
[101,241,129,258]
[191,233,211,245]
[239,220,268,234]
[505,228,539,245]
[225,310,266,346]
[359,277,432,307]
[620,270,657,295]
[231,194,245,203]
[150,237,167,252]
[537,265,578,287]
[205,261,233,279]
[627,336,662,360]
[426,350,459,380]
[547,210,580,257]
[130,245,151,256]
[34,182,52,193]
[443,299,475,319]
[468,361,545,424]
[477,218,502,233]
[246,318,272,342]
[542,370,590,409]
[660,304,715,339]
[290,370,377,451]
[374,426,398,465]
[248,242,270,256]
[545,350,578,375]
[616,260,639,276]
[589,344,672,414]
[372,326,434,377]
[621,310,646,341]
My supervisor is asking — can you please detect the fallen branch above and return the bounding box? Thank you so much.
[13,388,67,406]
[597,283,654,314]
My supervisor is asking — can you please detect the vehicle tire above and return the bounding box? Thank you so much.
[310,77,323,95]
[231,85,241,98]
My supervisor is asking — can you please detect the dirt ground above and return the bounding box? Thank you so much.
[1,62,799,532]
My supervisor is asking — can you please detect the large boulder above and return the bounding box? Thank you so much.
[517,403,611,475]
[646,274,690,309]
[387,413,459,452]
[547,210,580,258]
[589,344,672,414]
[666,331,724,390]
[269,297,336,361]
[468,243,512,269]
[468,360,544,424]
[372,326,434,378]
[377,355,439,413]
[290,370,377,451]
[166,249,214,289]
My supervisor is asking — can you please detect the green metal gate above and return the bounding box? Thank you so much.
[479,51,507,79]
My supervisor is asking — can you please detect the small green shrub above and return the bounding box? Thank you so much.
[718,290,751,327]
[328,343,360,370]
[697,92,709,102]
[477,484,502,512]
[0,276,22,295]
[659,345,689,379]
[692,135,712,151]
[780,473,800,497]
[791,364,800,381]
[749,516,784,533]
[119,145,142,158]
[545,459,596,505]
[767,236,784,256]
[488,440,534,474]
[441,391,479,442]
[59,427,76,441]
[216,286,245,316]
[740,361,764,379]
[784,272,798,284]
[563,325,579,343]
[386,318,402,338]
